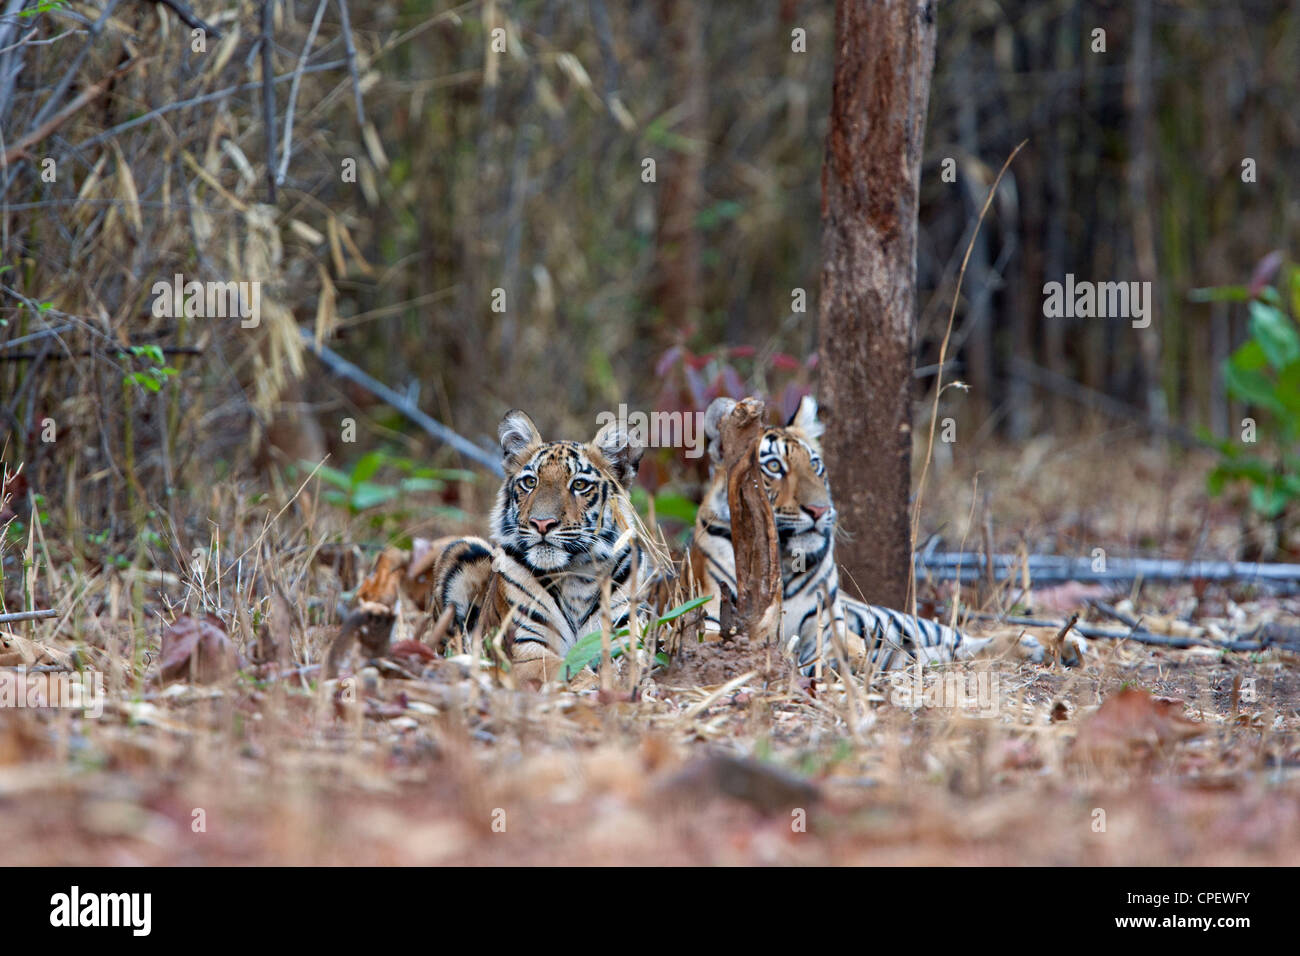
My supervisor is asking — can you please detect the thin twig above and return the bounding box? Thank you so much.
[908,140,1027,619]
[1,57,142,164]
[73,59,347,152]
[149,0,222,38]
[276,0,329,187]
[336,0,365,129]
[260,0,278,204]
[0,346,202,362]
[1008,357,1210,448]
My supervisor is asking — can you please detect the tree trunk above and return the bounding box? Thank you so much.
[817,0,936,609]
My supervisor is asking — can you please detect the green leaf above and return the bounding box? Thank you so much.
[650,491,699,525]
[1250,483,1293,518]
[303,461,353,492]
[559,597,712,681]
[399,476,445,494]
[1228,339,1269,374]
[561,628,631,681]
[651,594,710,627]
[349,481,400,511]
[1222,362,1284,415]
[1248,300,1300,369]
[409,466,476,483]
[351,451,386,485]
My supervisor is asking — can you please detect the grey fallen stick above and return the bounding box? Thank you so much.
[917,552,1300,589]
[299,328,503,476]
[0,609,58,624]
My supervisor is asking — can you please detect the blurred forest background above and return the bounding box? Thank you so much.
[1,0,1298,554]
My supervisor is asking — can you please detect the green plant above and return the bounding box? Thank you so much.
[1196,257,1300,518]
[118,345,178,393]
[297,451,474,516]
[629,485,699,528]
[560,594,710,681]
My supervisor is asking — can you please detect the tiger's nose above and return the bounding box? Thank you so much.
[530,516,558,536]
[804,505,828,520]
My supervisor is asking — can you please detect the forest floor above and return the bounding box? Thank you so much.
[2,430,1299,865]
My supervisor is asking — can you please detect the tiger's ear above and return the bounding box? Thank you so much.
[703,397,737,464]
[787,394,824,440]
[499,409,542,471]
[592,419,644,487]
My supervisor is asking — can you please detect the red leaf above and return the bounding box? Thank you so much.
[1248,250,1285,298]
[389,640,439,663]
[161,615,244,684]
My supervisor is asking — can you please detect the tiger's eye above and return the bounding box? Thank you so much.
[571,478,592,494]
[518,474,537,491]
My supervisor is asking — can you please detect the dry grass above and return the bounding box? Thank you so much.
[2,433,1298,866]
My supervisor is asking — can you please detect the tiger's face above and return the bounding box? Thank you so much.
[491,409,643,573]
[705,395,836,566]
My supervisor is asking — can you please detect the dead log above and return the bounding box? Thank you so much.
[918,551,1300,591]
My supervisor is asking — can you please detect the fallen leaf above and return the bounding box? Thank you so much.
[160,615,244,684]
[1070,687,1204,768]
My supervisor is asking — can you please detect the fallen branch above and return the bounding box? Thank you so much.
[300,328,503,476]
[0,608,58,624]
[918,551,1300,591]
[967,610,1268,652]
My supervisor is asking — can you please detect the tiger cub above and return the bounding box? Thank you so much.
[431,409,659,686]
[692,395,1022,671]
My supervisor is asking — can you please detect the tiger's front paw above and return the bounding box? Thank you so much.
[1018,632,1089,667]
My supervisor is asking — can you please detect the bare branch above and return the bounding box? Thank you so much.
[299,328,504,476]
[276,0,329,187]
[260,0,277,204]
[335,0,365,129]
[149,0,222,38]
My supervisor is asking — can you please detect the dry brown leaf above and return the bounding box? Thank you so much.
[160,615,244,684]
[1070,687,1205,768]
[358,548,406,610]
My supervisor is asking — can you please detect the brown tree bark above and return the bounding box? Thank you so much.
[817,0,937,609]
